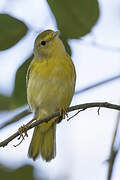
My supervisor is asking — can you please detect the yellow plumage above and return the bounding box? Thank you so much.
[27,30,76,162]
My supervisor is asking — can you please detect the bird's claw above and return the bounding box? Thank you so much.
[18,125,28,139]
[58,107,68,123]
[60,107,68,119]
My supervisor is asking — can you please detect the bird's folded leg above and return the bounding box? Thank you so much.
[57,107,68,123]
[18,125,28,138]
[18,118,36,139]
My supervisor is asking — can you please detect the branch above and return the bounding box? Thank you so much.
[0,109,31,129]
[0,102,120,148]
[107,111,120,180]
[2,74,120,130]
[75,74,120,95]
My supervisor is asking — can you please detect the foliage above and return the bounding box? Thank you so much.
[0,164,47,180]
[0,14,27,51]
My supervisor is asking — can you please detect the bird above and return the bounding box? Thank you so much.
[26,29,76,162]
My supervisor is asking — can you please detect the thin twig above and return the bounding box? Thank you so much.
[107,111,120,180]
[13,135,26,147]
[0,109,31,129]
[67,108,86,121]
[0,102,120,148]
[97,107,100,115]
[75,74,120,95]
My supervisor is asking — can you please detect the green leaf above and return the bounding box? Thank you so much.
[60,36,71,55]
[0,14,28,51]
[0,165,35,180]
[0,164,48,180]
[0,55,32,110]
[47,0,99,39]
[12,55,33,108]
[0,95,11,110]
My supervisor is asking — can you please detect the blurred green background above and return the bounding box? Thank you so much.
[0,0,120,180]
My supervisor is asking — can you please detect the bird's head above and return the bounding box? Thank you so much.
[34,30,65,59]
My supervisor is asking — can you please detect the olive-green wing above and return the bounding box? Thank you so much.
[26,62,32,89]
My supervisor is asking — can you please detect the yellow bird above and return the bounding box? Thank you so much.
[27,30,76,162]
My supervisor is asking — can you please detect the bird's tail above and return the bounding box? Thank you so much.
[28,118,56,162]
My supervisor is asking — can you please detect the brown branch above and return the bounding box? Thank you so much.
[75,74,120,95]
[0,109,31,129]
[0,102,120,148]
[107,111,120,180]
[1,74,120,130]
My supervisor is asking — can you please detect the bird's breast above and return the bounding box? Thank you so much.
[27,56,76,116]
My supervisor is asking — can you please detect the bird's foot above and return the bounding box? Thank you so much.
[18,118,36,138]
[18,125,28,139]
[58,107,68,123]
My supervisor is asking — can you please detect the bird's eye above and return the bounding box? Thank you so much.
[41,41,46,46]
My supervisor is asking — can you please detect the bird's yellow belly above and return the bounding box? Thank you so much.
[27,58,75,118]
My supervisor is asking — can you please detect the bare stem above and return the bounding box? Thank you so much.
[0,102,120,148]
